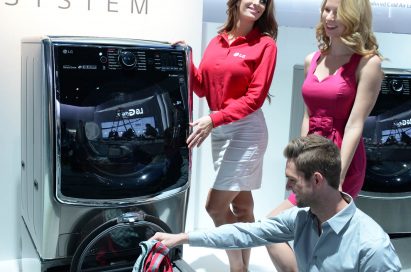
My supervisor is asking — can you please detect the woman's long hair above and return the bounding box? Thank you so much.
[218,0,278,40]
[316,0,382,58]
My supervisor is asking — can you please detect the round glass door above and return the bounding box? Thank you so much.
[70,212,172,272]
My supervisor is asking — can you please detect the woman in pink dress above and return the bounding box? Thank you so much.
[266,0,383,271]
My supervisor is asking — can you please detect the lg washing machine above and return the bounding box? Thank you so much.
[20,36,194,271]
[357,68,411,270]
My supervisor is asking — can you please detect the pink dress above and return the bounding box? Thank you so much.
[288,51,366,205]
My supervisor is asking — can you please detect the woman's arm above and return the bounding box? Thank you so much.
[190,50,205,98]
[339,55,382,186]
[300,52,315,137]
[188,39,277,148]
[301,108,309,137]
[171,40,205,98]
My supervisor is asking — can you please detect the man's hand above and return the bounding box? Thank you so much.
[150,232,189,248]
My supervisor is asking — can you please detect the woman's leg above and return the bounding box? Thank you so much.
[265,199,298,272]
[206,189,253,272]
[231,191,255,270]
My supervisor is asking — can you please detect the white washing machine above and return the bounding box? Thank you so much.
[20,36,194,271]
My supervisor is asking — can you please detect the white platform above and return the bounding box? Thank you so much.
[182,245,275,272]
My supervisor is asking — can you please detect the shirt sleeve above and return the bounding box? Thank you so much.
[360,236,402,271]
[188,207,298,249]
[190,53,205,98]
[210,40,277,127]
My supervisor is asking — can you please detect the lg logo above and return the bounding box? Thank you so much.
[62,49,74,54]
[233,52,246,59]
[117,107,144,118]
[128,108,144,116]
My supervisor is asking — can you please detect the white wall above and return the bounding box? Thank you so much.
[0,0,203,263]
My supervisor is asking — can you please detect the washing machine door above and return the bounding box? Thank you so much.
[70,211,176,272]
[53,41,191,204]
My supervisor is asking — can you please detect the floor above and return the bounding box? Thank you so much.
[2,240,410,271]
[182,245,276,272]
[182,239,411,272]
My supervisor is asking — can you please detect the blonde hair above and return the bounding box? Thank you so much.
[316,0,382,58]
[219,0,278,40]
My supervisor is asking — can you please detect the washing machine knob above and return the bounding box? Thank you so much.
[389,79,403,93]
[119,51,136,68]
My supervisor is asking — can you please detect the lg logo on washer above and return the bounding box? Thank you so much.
[3,0,148,14]
[117,108,144,117]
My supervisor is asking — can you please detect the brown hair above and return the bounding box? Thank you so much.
[284,134,341,189]
[219,0,278,40]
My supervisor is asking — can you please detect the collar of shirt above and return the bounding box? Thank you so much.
[309,192,356,235]
[219,27,261,45]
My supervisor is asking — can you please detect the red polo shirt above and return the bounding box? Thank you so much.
[191,27,277,127]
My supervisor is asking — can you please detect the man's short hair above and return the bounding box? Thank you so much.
[283,134,341,189]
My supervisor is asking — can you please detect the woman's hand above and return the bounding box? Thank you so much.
[187,115,213,148]
[170,40,186,47]
[150,232,189,248]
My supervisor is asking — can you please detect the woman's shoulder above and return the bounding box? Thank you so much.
[358,54,382,73]
[359,54,382,67]
[304,51,319,69]
[259,34,277,46]
[204,34,225,49]
[305,51,318,62]
[356,54,383,82]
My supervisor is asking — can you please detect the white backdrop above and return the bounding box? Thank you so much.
[204,0,411,34]
[0,0,203,262]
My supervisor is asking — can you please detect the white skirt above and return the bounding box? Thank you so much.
[211,109,268,191]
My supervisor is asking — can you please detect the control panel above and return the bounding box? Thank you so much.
[381,72,411,96]
[56,45,186,73]
[53,43,189,108]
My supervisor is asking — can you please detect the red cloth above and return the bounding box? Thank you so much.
[143,241,172,272]
[133,240,173,272]
[191,27,277,127]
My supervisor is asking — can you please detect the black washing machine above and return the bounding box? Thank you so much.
[20,36,194,271]
[356,68,411,270]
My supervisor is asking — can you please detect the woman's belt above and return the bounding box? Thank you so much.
[308,116,336,138]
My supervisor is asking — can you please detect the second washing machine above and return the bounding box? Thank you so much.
[356,68,411,270]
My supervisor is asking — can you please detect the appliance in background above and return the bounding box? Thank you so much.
[356,68,411,270]
[21,36,194,271]
[288,65,305,141]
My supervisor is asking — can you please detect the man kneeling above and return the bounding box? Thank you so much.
[151,134,402,271]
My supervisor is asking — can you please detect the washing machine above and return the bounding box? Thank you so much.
[20,36,194,271]
[356,68,411,270]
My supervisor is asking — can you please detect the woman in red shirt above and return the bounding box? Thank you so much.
[187,0,278,271]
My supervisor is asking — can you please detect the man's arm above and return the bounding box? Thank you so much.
[151,208,300,250]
